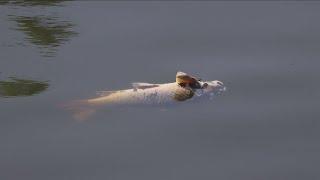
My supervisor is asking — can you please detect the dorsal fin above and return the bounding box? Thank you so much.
[132,82,159,90]
[96,90,117,97]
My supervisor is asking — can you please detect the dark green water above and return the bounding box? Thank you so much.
[1,1,320,180]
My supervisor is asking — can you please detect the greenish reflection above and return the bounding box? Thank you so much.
[0,0,66,6]
[12,16,77,56]
[0,77,49,97]
[2,0,77,57]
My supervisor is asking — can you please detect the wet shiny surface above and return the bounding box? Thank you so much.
[1,1,320,180]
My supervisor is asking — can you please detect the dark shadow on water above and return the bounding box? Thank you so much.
[0,77,49,97]
[2,0,77,57]
[11,15,77,57]
[0,0,68,6]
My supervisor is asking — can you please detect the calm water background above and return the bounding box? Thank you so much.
[1,1,320,180]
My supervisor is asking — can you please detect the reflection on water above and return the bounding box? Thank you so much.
[0,77,48,97]
[2,0,77,57]
[0,0,66,6]
[12,16,77,56]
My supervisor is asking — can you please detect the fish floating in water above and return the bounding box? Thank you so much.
[66,71,226,120]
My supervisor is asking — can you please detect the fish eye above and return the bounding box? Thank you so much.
[202,83,208,88]
[179,82,186,87]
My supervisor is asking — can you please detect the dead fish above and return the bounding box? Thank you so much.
[65,71,225,120]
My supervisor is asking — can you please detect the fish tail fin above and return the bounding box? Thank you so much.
[61,99,97,121]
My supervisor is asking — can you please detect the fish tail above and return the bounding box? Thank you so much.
[61,99,97,121]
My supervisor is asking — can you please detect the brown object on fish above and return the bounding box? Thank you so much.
[176,71,202,89]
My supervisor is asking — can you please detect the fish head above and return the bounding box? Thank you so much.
[200,80,226,95]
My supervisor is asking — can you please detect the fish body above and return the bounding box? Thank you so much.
[87,82,194,106]
[66,71,226,120]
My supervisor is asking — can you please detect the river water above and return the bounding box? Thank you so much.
[1,1,319,180]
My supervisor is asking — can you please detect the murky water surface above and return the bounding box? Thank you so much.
[1,1,320,180]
